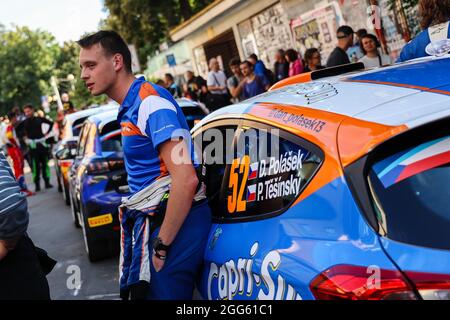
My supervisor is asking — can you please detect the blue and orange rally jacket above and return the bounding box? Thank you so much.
[117,77,197,294]
[398,21,450,62]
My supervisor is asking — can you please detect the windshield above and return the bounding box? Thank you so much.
[368,135,450,251]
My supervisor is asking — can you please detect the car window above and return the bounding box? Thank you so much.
[85,124,97,156]
[194,124,239,215]
[72,117,88,137]
[197,121,323,222]
[77,123,90,157]
[368,134,450,251]
[100,121,122,152]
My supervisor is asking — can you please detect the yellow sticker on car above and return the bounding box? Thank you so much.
[88,214,113,228]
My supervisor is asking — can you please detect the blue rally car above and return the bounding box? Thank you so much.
[193,55,450,300]
[69,109,130,262]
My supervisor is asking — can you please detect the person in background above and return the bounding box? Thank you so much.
[285,49,304,77]
[348,29,367,62]
[359,34,393,68]
[326,25,354,67]
[17,104,54,192]
[61,93,77,115]
[398,0,450,62]
[227,58,245,103]
[240,60,270,100]
[164,73,182,99]
[155,79,166,88]
[303,48,325,72]
[206,58,229,111]
[5,111,33,196]
[274,49,289,82]
[185,71,207,103]
[0,151,54,300]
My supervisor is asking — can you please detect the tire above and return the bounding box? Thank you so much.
[69,193,81,228]
[80,204,112,263]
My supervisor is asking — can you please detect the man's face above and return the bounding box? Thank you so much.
[338,33,354,49]
[362,38,377,53]
[240,63,251,77]
[79,44,117,96]
[24,108,33,118]
[61,93,69,102]
[230,64,241,76]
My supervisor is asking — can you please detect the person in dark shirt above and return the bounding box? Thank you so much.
[273,49,289,82]
[185,71,207,103]
[326,25,354,68]
[240,60,270,99]
[0,151,54,300]
[17,104,54,192]
[303,48,325,72]
[164,73,182,99]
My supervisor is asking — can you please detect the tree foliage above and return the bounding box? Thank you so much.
[0,27,107,116]
[0,26,59,115]
[102,0,215,66]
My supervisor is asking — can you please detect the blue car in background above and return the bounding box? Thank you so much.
[69,110,129,262]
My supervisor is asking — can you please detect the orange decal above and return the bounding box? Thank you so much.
[121,122,142,136]
[338,118,408,167]
[269,73,312,91]
[139,82,159,100]
[228,156,250,214]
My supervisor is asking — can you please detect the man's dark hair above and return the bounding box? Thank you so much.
[229,58,241,67]
[7,111,17,120]
[359,34,381,55]
[249,53,258,61]
[240,60,253,69]
[23,104,34,110]
[285,49,299,63]
[356,29,368,39]
[337,25,355,37]
[165,73,174,81]
[77,30,132,74]
[304,48,320,63]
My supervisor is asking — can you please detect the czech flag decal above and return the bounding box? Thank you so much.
[374,136,450,188]
[247,184,257,202]
[249,162,259,180]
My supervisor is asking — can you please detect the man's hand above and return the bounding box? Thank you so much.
[152,252,165,272]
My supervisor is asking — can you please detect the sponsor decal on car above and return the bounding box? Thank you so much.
[207,242,302,300]
[88,214,113,228]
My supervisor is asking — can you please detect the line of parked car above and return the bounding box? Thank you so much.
[53,98,208,262]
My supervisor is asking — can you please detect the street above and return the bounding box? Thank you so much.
[25,165,120,300]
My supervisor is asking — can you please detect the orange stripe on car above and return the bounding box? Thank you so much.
[338,118,408,167]
[269,72,312,91]
[244,103,407,203]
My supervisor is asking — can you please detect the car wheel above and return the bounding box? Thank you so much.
[80,204,111,263]
[69,193,81,229]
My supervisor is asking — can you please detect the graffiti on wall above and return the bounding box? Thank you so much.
[290,2,344,63]
[238,3,293,68]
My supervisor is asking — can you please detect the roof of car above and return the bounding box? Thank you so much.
[65,101,119,123]
[199,55,450,130]
[87,109,119,131]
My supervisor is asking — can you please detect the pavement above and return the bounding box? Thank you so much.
[25,163,120,300]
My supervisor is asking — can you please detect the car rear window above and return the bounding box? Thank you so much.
[72,117,88,136]
[368,135,450,251]
[100,121,122,152]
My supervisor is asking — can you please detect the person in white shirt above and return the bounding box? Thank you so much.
[359,34,393,69]
[206,58,230,111]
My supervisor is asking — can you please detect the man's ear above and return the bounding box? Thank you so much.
[113,54,124,72]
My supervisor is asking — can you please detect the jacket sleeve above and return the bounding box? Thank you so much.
[0,152,29,241]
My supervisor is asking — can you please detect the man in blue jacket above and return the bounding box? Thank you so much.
[397,0,450,62]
